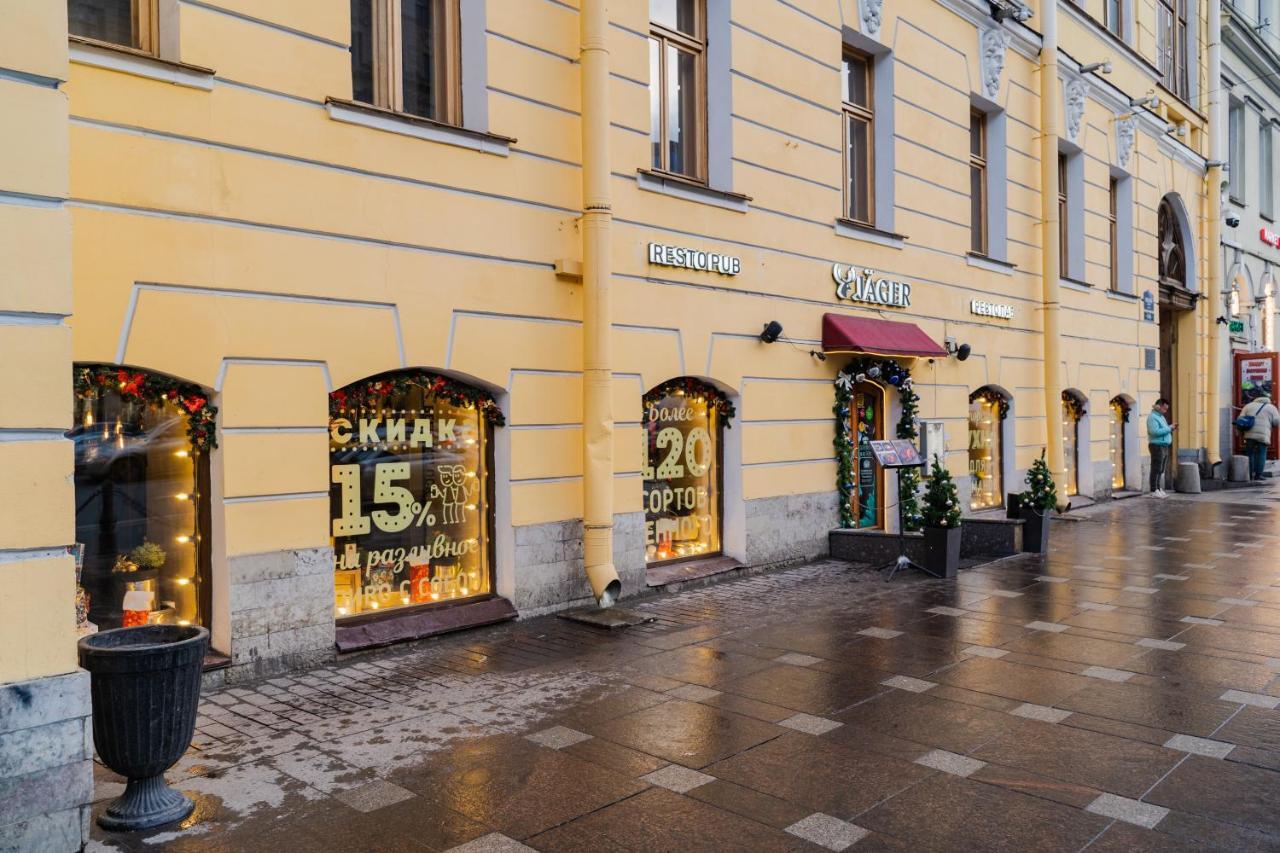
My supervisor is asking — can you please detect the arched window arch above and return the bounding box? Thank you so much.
[968,387,1009,510]
[328,370,501,620]
[1061,390,1087,497]
[1108,396,1132,491]
[1158,197,1187,288]
[642,378,732,563]
[69,365,216,632]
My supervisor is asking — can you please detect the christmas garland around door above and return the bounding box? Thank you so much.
[833,358,922,530]
[75,366,218,452]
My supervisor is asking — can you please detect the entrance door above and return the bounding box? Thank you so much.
[850,383,885,529]
[1159,303,1177,411]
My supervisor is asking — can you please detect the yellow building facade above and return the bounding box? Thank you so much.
[0,0,1223,844]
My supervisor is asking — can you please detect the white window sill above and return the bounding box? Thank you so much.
[68,36,214,91]
[966,252,1015,276]
[1106,289,1139,302]
[1060,277,1094,293]
[325,98,513,156]
[833,218,906,250]
[635,169,750,213]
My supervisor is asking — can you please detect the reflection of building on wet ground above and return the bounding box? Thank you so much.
[86,486,1280,851]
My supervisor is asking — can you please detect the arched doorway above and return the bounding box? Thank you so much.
[1108,396,1131,491]
[328,370,501,619]
[850,380,886,529]
[642,378,729,564]
[1061,390,1086,496]
[69,365,215,632]
[968,387,1008,510]
[1157,195,1196,418]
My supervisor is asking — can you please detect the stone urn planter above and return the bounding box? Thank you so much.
[1020,508,1051,553]
[78,625,208,831]
[923,526,961,578]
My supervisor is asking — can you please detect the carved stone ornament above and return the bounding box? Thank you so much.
[980,28,1011,100]
[1064,77,1089,142]
[859,0,884,37]
[1116,116,1136,169]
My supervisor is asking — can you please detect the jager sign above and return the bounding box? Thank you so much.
[832,264,912,308]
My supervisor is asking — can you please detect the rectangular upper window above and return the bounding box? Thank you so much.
[1058,153,1069,279]
[843,49,874,226]
[1104,0,1124,38]
[1108,178,1119,290]
[68,0,157,53]
[1262,123,1275,219]
[351,0,462,124]
[969,110,987,255]
[1157,0,1189,100]
[649,0,706,181]
[1230,98,1246,204]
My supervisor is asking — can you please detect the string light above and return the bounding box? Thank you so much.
[176,535,191,544]
[175,493,190,501]
[175,450,189,459]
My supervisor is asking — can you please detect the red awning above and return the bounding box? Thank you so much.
[821,313,947,359]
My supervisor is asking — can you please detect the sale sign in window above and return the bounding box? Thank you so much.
[643,383,722,564]
[328,377,491,619]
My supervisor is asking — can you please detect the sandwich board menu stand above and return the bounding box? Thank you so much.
[867,440,936,580]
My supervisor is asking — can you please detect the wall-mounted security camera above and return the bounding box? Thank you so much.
[1080,60,1112,75]
[759,320,783,343]
[1226,215,1240,228]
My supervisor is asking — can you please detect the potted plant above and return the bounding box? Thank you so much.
[921,455,963,578]
[1020,450,1057,553]
[78,624,209,830]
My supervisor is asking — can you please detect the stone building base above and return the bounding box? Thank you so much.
[0,670,93,853]
[226,547,336,684]
[745,491,839,566]
[512,512,647,615]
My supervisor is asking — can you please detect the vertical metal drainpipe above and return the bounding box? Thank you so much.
[580,0,621,607]
[1206,0,1224,470]
[1039,0,1068,508]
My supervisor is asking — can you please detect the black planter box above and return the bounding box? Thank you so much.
[1020,508,1052,553]
[79,625,209,831]
[923,526,961,578]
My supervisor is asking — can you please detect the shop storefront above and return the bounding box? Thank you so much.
[642,378,729,566]
[1061,391,1086,497]
[327,371,503,645]
[1108,397,1129,490]
[69,366,214,639]
[967,388,1007,510]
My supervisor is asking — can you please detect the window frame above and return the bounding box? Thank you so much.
[1157,0,1189,100]
[969,110,988,255]
[1262,122,1275,221]
[354,0,463,126]
[1108,177,1119,290]
[1230,98,1247,205]
[1103,0,1124,39]
[69,0,159,54]
[1058,153,1069,279]
[649,2,709,183]
[842,48,876,227]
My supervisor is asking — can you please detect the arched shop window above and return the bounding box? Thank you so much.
[1061,391,1086,497]
[1109,397,1130,490]
[328,371,502,619]
[643,378,732,564]
[968,388,1008,510]
[69,366,216,631]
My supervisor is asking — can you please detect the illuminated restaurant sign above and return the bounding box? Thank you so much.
[832,264,912,308]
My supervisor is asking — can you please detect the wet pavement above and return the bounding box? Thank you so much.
[89,485,1280,852]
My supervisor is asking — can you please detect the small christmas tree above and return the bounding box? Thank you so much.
[921,455,963,529]
[1024,449,1058,512]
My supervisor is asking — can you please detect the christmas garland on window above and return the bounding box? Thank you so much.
[969,388,1010,421]
[643,377,736,426]
[329,370,505,426]
[1061,391,1087,421]
[833,358,922,530]
[74,365,218,452]
[1112,397,1131,423]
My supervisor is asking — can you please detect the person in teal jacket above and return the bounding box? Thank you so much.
[1146,398,1176,497]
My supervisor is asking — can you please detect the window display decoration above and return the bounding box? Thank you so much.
[834,358,921,530]
[642,377,736,425]
[968,388,1006,510]
[643,377,728,563]
[969,388,1009,421]
[75,366,218,452]
[330,371,505,426]
[1109,398,1129,490]
[329,370,497,619]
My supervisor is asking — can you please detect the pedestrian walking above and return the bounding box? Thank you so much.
[1236,393,1280,481]
[1147,398,1176,497]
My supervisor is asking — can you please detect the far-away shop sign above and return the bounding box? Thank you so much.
[832,264,912,308]
[648,242,741,276]
[970,299,1014,319]
[1261,228,1280,249]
